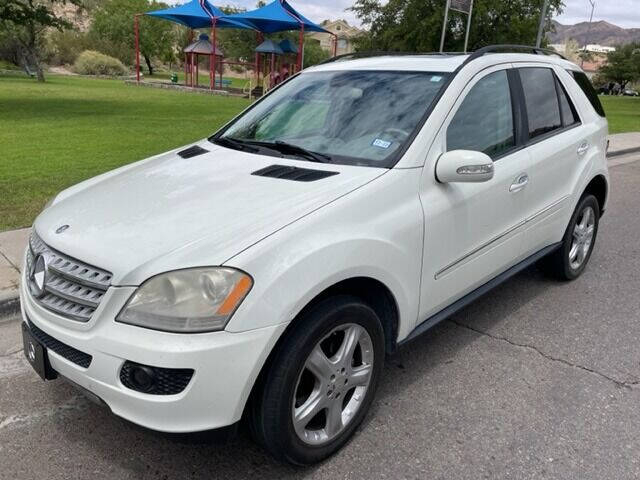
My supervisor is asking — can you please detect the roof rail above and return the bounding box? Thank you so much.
[319,44,568,66]
[467,44,568,61]
[319,50,467,65]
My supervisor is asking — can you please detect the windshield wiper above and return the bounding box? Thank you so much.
[246,140,332,163]
[211,136,259,153]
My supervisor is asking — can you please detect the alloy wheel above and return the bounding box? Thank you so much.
[292,323,374,445]
[569,205,596,270]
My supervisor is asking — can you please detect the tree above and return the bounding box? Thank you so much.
[303,38,329,68]
[89,0,175,75]
[599,44,640,89]
[350,0,564,53]
[0,0,83,81]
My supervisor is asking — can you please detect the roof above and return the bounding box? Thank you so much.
[307,52,580,73]
[255,39,284,55]
[279,38,299,54]
[184,34,224,55]
[225,0,329,34]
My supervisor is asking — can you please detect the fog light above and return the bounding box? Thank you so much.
[120,361,194,395]
[129,365,156,392]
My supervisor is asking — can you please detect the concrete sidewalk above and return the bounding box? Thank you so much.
[0,227,29,318]
[1,132,639,318]
[607,132,640,157]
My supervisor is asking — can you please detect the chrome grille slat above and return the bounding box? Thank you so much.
[26,232,112,322]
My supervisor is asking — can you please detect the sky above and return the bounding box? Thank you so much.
[555,0,640,28]
[166,0,640,30]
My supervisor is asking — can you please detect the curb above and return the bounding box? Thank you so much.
[607,146,640,158]
[0,290,20,323]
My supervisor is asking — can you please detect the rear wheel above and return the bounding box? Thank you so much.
[539,194,600,280]
[249,295,385,465]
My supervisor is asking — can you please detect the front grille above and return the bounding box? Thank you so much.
[26,232,112,322]
[26,320,92,368]
[120,361,194,395]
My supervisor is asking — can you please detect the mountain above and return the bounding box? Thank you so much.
[548,20,640,46]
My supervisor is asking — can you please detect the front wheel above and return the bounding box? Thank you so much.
[539,194,600,280]
[249,295,385,465]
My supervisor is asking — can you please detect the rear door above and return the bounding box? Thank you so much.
[513,65,586,255]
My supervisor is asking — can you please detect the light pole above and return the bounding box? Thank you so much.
[536,0,549,48]
[581,0,596,67]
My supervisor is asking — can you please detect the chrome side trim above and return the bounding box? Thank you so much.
[525,195,570,223]
[434,220,526,280]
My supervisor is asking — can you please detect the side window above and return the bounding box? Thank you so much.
[519,67,562,139]
[447,70,515,159]
[556,78,580,127]
[569,70,606,117]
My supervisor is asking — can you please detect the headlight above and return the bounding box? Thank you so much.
[116,268,253,333]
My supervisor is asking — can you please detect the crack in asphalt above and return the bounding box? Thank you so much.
[449,319,640,390]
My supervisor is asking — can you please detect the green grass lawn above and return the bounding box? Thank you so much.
[600,96,640,134]
[0,73,250,231]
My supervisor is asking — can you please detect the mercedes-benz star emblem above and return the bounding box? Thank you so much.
[55,224,69,234]
[28,341,36,363]
[29,254,48,298]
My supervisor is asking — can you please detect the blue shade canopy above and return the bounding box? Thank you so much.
[255,39,284,54]
[226,0,330,34]
[146,0,253,29]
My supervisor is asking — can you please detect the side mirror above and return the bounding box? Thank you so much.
[435,150,494,184]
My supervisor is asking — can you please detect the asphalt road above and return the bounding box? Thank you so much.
[1,158,640,480]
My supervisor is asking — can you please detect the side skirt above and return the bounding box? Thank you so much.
[398,242,562,347]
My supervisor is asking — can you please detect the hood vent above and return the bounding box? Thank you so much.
[177,145,209,159]
[252,164,339,182]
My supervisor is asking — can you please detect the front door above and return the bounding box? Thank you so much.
[417,65,531,321]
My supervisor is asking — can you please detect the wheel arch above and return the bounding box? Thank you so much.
[582,174,608,215]
[242,275,400,422]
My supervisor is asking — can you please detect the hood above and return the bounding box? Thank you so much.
[34,143,385,285]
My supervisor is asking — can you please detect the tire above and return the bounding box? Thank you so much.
[539,194,600,280]
[249,295,385,465]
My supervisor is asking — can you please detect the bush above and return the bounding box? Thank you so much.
[47,30,89,66]
[73,50,127,76]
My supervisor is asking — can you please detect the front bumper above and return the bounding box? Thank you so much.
[20,279,287,433]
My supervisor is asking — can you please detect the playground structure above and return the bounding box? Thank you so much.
[137,0,337,95]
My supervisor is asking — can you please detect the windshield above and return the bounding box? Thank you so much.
[214,70,448,167]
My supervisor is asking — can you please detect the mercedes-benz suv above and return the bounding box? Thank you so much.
[21,46,609,464]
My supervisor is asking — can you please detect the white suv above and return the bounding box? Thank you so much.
[21,46,609,464]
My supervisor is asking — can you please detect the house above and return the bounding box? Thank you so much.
[309,19,363,56]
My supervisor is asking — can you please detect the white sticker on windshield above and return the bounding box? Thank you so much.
[430,75,443,82]
[372,138,392,149]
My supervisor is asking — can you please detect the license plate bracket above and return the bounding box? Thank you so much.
[22,323,57,380]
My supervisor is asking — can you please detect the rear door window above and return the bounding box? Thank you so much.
[519,67,562,139]
[569,70,606,117]
[556,78,580,127]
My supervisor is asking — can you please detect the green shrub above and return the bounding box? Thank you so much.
[73,50,127,76]
[47,30,89,66]
[0,59,20,71]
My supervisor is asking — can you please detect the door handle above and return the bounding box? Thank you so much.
[509,173,529,193]
[577,142,590,156]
